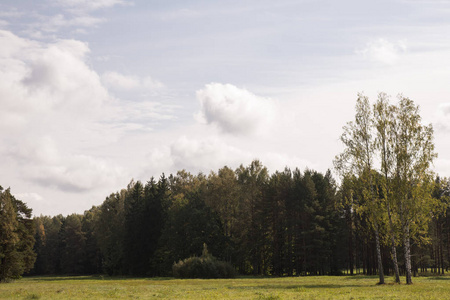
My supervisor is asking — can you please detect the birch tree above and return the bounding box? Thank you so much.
[373,93,401,283]
[390,95,437,284]
[334,93,385,284]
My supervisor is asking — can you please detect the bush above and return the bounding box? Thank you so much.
[172,244,236,278]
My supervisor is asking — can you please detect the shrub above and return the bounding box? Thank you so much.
[172,244,236,278]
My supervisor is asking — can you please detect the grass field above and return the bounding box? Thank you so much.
[1,275,450,299]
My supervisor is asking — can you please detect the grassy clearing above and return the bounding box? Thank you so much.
[1,275,449,299]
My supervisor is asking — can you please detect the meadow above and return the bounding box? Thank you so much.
[1,275,449,299]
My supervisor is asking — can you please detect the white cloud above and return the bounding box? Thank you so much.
[196,83,278,135]
[0,9,23,19]
[357,38,407,65]
[0,33,109,128]
[13,193,44,203]
[261,152,319,174]
[102,71,164,91]
[170,136,249,171]
[435,158,450,178]
[0,30,174,138]
[35,14,105,33]
[144,136,250,176]
[142,134,318,179]
[0,30,166,197]
[435,102,450,132]
[11,0,131,37]
[56,0,130,11]
[440,103,450,115]
[5,137,126,193]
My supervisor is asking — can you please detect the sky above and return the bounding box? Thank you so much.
[1,0,450,216]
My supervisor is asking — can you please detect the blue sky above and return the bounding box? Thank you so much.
[1,0,450,215]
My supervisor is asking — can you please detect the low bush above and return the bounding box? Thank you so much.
[172,244,236,278]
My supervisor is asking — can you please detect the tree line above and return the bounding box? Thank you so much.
[29,164,347,277]
[1,93,449,283]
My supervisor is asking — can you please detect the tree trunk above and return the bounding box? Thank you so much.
[347,206,354,275]
[403,223,413,284]
[390,237,400,282]
[447,215,450,272]
[440,226,444,274]
[386,202,401,283]
[374,223,385,284]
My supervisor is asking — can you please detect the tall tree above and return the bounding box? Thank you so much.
[82,207,102,274]
[61,214,86,274]
[236,160,269,275]
[390,95,437,284]
[204,166,240,264]
[373,93,401,283]
[334,94,385,284]
[123,180,146,275]
[95,191,125,275]
[157,172,227,275]
[0,187,36,281]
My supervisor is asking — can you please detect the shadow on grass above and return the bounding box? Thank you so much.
[228,284,363,290]
[24,275,175,282]
[344,275,379,280]
[425,277,450,281]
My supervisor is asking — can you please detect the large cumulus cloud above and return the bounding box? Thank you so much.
[0,30,170,203]
[0,30,127,193]
[196,83,277,135]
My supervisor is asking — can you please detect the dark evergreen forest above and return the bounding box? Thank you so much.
[22,161,450,278]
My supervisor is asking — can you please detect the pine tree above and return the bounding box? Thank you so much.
[0,187,36,281]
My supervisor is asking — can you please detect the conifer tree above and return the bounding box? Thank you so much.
[0,186,36,281]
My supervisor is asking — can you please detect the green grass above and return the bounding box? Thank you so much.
[1,275,450,299]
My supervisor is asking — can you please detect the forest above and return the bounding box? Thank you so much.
[1,93,449,283]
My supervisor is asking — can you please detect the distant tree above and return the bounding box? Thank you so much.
[123,180,145,275]
[45,215,64,274]
[236,160,269,275]
[82,207,102,274]
[265,169,291,276]
[94,191,125,275]
[61,214,86,274]
[204,166,240,264]
[155,171,228,275]
[0,186,36,281]
[31,217,46,275]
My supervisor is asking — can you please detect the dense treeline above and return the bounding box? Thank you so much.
[26,161,450,278]
[30,162,347,276]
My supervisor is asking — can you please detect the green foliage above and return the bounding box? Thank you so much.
[0,188,36,282]
[25,156,448,281]
[122,176,168,276]
[157,186,229,275]
[172,244,236,279]
[335,92,438,284]
[94,191,125,275]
